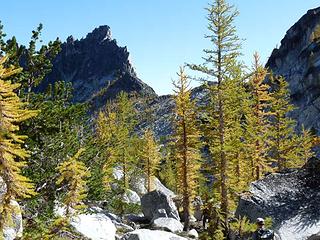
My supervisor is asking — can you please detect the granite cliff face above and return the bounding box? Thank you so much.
[38,25,156,108]
[266,7,320,133]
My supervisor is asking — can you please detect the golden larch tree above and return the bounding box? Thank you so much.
[173,67,202,231]
[268,75,302,170]
[245,53,273,180]
[0,56,38,234]
[56,148,90,218]
[189,0,244,233]
[141,129,160,192]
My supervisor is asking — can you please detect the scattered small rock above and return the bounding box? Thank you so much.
[188,229,199,239]
[120,229,188,240]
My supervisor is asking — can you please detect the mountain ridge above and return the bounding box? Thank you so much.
[37,6,320,140]
[38,25,156,109]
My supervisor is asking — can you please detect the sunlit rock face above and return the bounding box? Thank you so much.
[38,25,156,109]
[236,157,320,240]
[266,7,320,133]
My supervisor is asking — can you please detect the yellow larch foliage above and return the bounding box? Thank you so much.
[0,56,38,233]
[56,148,90,217]
[245,53,273,180]
[141,129,160,192]
[173,67,202,231]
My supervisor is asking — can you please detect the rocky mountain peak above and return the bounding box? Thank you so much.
[86,25,112,42]
[266,6,320,134]
[38,25,156,108]
[267,7,320,71]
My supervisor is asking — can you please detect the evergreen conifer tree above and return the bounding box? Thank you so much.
[159,141,178,193]
[0,23,61,98]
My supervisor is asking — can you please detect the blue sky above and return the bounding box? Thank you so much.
[1,0,319,95]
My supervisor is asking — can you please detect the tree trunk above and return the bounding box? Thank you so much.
[255,165,260,181]
[147,157,151,192]
[182,117,190,231]
[217,37,228,233]
[276,114,282,171]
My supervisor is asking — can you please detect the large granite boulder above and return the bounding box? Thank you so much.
[141,190,180,221]
[124,213,148,224]
[55,204,117,240]
[266,7,320,134]
[236,158,320,240]
[307,233,320,240]
[71,213,117,240]
[122,189,141,205]
[130,173,175,198]
[120,229,187,240]
[152,217,183,233]
[0,177,23,240]
[112,167,175,198]
[187,229,199,239]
